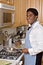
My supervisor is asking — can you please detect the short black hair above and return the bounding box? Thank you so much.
[27,8,38,16]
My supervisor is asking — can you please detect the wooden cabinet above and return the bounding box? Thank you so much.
[0,0,6,3]
[0,0,14,5]
[13,0,21,27]
[8,0,14,5]
[6,0,14,5]
[20,0,27,25]
[13,0,27,28]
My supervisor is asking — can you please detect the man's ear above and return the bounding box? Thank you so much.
[35,16,38,20]
[36,16,38,19]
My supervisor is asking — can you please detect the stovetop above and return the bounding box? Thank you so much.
[0,48,22,60]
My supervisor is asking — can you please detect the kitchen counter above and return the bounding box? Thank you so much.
[0,53,24,65]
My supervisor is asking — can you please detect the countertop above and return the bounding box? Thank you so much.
[0,53,24,65]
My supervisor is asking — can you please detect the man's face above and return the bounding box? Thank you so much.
[26,11,38,25]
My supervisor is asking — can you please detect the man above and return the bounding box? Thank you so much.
[22,8,43,65]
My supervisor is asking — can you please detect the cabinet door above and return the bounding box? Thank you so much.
[0,0,6,3]
[13,0,21,27]
[0,0,14,5]
[9,0,14,5]
[6,0,14,5]
[20,0,27,25]
[13,0,27,28]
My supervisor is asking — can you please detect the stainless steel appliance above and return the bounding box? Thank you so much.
[0,3,15,27]
[0,48,22,60]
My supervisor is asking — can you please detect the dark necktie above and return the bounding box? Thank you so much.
[27,27,31,30]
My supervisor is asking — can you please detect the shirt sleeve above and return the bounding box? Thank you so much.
[28,48,43,55]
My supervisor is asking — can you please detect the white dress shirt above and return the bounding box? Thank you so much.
[28,20,43,55]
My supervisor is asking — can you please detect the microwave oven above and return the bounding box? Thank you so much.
[0,3,15,27]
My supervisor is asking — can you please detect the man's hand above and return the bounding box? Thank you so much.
[22,48,29,54]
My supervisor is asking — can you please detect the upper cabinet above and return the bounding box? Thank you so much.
[13,0,27,28]
[0,0,14,6]
[20,0,27,25]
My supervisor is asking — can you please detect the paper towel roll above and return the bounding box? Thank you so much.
[9,38,12,48]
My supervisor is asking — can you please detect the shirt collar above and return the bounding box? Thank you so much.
[31,20,39,28]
